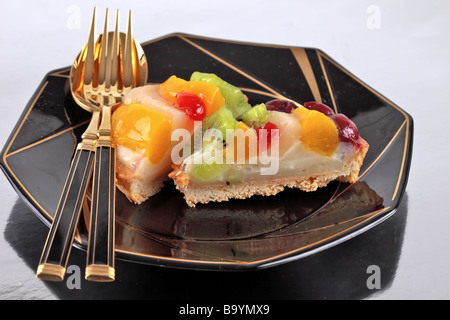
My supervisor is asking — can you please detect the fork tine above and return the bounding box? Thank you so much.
[122,10,134,92]
[107,9,120,96]
[83,7,97,94]
[97,8,109,92]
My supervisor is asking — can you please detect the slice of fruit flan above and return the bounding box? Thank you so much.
[111,84,194,204]
[111,72,369,207]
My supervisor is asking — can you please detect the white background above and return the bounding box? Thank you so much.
[1,0,450,299]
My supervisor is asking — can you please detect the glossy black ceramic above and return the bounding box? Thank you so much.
[0,33,413,271]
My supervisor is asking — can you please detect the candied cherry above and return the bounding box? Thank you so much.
[265,99,298,113]
[330,114,361,146]
[175,92,206,121]
[304,102,335,116]
[160,75,224,116]
[256,122,279,151]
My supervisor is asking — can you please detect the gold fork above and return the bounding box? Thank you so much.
[36,8,147,282]
[84,8,147,282]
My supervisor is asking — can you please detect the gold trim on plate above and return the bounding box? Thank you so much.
[291,47,323,104]
[178,35,287,100]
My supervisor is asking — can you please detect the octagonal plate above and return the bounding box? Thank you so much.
[0,33,413,270]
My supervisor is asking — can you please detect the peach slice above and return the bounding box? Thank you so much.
[159,75,225,116]
[224,122,258,164]
[112,103,172,164]
[300,110,339,157]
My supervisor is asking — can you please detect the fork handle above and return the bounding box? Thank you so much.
[36,147,95,281]
[85,142,116,282]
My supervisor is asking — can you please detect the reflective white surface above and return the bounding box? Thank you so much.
[1,0,449,300]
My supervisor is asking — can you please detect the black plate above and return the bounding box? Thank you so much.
[0,33,413,271]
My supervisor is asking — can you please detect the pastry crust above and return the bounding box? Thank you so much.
[116,176,166,205]
[169,139,369,207]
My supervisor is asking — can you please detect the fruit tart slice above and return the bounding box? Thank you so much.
[111,84,194,204]
[168,72,369,207]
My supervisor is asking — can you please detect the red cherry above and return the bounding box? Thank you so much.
[304,102,335,116]
[175,92,206,121]
[265,99,298,113]
[330,114,360,146]
[184,104,206,121]
[256,122,279,151]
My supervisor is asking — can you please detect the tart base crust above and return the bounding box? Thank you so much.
[169,139,369,207]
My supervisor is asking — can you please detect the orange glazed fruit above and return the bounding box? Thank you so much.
[159,75,225,116]
[112,103,172,164]
[224,122,258,163]
[300,110,339,157]
[292,105,310,122]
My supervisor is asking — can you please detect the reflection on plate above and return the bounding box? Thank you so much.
[0,33,413,270]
